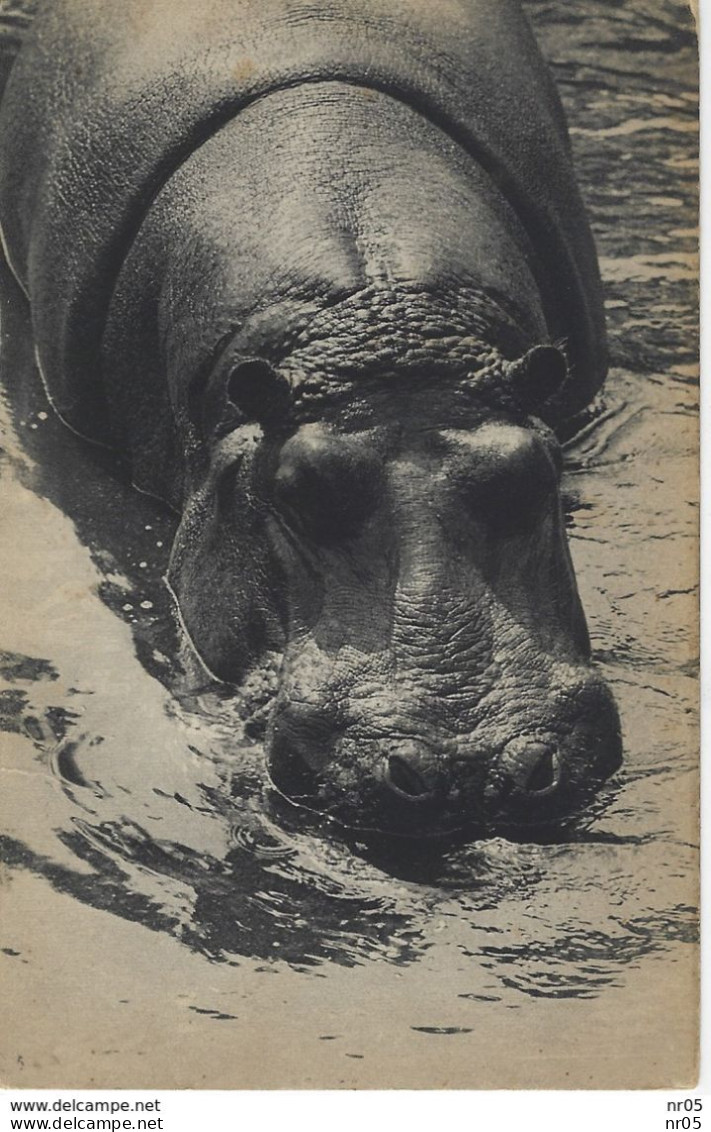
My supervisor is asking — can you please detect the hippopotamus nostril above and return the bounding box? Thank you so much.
[496,736,561,798]
[523,745,560,796]
[384,754,439,801]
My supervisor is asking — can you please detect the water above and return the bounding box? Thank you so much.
[0,0,698,1088]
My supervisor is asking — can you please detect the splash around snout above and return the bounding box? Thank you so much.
[265,674,622,840]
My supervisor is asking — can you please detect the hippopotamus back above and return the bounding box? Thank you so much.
[0,0,606,451]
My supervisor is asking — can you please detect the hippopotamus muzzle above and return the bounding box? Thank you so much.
[266,641,622,839]
[268,697,622,838]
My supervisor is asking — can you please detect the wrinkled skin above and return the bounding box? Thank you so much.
[170,369,621,837]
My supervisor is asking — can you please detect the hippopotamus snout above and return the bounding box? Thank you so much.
[266,673,622,836]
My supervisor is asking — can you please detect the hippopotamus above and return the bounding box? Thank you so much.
[0,0,622,836]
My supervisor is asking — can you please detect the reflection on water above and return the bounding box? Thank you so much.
[0,0,698,1080]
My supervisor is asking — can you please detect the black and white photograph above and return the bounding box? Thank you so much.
[0,0,699,1093]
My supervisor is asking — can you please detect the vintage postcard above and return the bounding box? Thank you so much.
[0,0,699,1090]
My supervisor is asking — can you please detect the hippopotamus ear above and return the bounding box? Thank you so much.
[507,344,569,412]
[227,358,293,430]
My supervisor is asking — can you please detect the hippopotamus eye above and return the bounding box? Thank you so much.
[273,430,380,543]
[462,426,560,536]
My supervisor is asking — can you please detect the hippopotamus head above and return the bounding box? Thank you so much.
[169,335,621,838]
